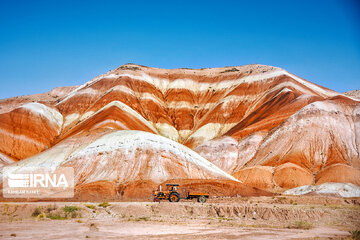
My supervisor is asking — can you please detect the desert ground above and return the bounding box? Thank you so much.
[0,195,359,240]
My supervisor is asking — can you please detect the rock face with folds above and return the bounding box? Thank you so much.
[0,64,359,198]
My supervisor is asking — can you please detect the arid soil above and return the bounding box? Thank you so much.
[0,196,359,239]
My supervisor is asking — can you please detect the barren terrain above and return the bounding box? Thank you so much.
[0,196,359,239]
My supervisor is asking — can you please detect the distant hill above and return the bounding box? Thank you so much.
[343,90,360,100]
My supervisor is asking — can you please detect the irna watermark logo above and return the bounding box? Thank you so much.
[3,167,74,198]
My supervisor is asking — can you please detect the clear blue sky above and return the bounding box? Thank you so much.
[0,0,359,99]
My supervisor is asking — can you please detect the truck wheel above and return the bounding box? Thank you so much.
[153,197,159,202]
[169,192,180,202]
[197,196,206,203]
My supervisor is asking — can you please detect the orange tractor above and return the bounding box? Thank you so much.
[153,184,209,203]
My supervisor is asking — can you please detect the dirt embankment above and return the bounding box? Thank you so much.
[0,196,359,239]
[1,196,359,227]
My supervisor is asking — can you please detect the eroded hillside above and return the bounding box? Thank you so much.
[0,64,359,199]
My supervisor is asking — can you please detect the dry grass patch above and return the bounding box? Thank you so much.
[349,230,360,240]
[32,205,81,220]
[288,220,313,230]
[84,204,96,209]
[98,202,110,208]
[220,68,239,73]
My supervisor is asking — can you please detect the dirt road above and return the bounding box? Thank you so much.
[0,219,351,240]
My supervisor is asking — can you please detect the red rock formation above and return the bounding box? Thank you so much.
[273,163,314,189]
[315,163,360,186]
[0,64,358,197]
[0,86,76,114]
[197,96,359,190]
[232,166,275,190]
[74,180,118,201]
[0,102,63,160]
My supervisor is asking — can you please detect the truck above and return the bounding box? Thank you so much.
[153,183,209,203]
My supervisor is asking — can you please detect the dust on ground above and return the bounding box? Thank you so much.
[0,195,359,239]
